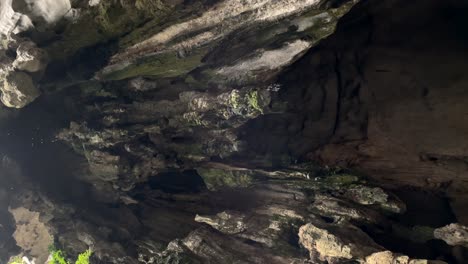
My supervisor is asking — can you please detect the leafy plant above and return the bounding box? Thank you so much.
[49,247,92,264]
[8,256,23,264]
[75,249,92,264]
[50,250,68,264]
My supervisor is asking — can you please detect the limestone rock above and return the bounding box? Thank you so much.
[13,41,48,73]
[0,0,22,36]
[11,0,71,27]
[196,167,255,191]
[343,185,406,213]
[1,71,40,108]
[9,207,53,264]
[310,194,382,223]
[195,211,246,235]
[365,251,447,264]
[1,0,467,263]
[298,222,381,263]
[434,223,468,247]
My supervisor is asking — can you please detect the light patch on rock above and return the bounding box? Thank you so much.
[88,0,101,6]
[299,222,382,262]
[434,223,468,247]
[130,0,320,50]
[294,12,333,32]
[365,251,447,264]
[1,71,40,108]
[344,184,405,213]
[268,220,281,231]
[312,194,367,221]
[299,223,353,261]
[13,41,48,73]
[9,207,53,264]
[195,211,246,234]
[256,206,304,220]
[14,0,71,25]
[0,0,21,36]
[216,40,312,78]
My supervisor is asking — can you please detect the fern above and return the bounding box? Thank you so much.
[48,248,92,264]
[75,249,92,264]
[50,250,69,264]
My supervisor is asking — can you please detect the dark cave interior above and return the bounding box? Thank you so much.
[1,0,468,263]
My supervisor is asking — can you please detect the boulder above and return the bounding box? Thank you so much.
[1,71,40,108]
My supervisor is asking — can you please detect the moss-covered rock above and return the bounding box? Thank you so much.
[46,0,172,59]
[196,167,255,191]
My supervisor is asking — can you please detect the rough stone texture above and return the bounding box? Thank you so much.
[195,211,246,234]
[298,222,381,263]
[434,224,468,248]
[366,251,447,264]
[1,71,40,108]
[1,147,450,263]
[0,0,467,263]
[13,41,48,73]
[9,207,53,264]
[240,0,468,224]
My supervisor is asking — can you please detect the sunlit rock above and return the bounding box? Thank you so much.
[195,211,246,235]
[434,223,468,247]
[1,71,40,108]
[298,222,380,262]
[365,251,447,264]
[13,41,48,73]
[9,207,53,264]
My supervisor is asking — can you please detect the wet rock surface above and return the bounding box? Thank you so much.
[0,0,467,263]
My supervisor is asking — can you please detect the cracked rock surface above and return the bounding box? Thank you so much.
[1,0,468,263]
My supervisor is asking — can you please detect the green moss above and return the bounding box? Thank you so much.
[182,112,209,127]
[47,0,170,59]
[1,38,9,49]
[8,256,23,264]
[196,168,255,191]
[323,174,359,186]
[247,90,263,113]
[229,90,241,109]
[75,250,92,264]
[102,48,208,80]
[50,250,68,264]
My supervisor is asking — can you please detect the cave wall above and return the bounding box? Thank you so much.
[243,0,468,223]
[1,0,468,263]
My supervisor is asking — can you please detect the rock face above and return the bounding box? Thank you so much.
[434,224,468,248]
[0,0,467,263]
[9,207,53,264]
[241,0,468,224]
[1,71,40,108]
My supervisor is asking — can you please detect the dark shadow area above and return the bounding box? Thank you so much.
[0,95,90,204]
[148,170,206,193]
[360,188,466,263]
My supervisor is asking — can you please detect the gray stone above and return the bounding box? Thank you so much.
[1,71,40,108]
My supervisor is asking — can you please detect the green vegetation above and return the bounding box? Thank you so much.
[196,167,255,191]
[75,250,93,264]
[48,247,93,264]
[247,90,263,113]
[229,90,241,109]
[228,89,266,116]
[50,250,68,264]
[102,49,207,80]
[8,256,23,264]
[47,0,170,59]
